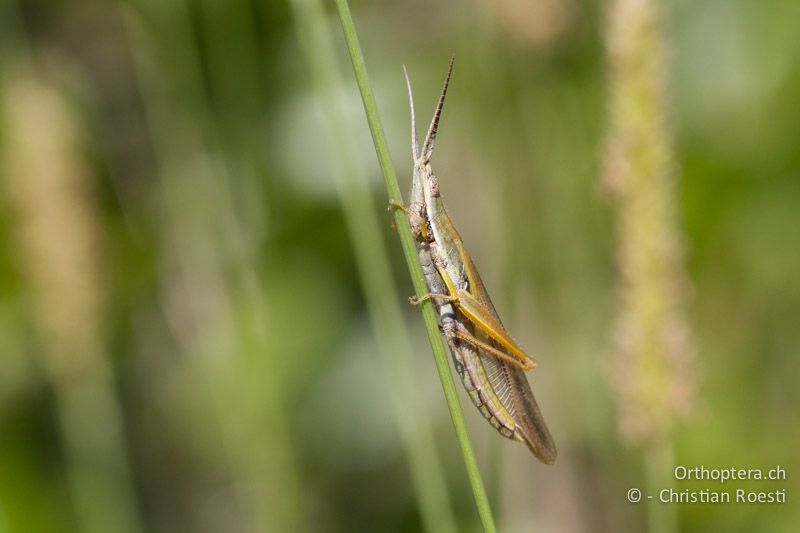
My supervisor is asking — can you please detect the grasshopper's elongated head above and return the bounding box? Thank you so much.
[405,55,454,245]
[418,56,464,290]
[419,57,454,214]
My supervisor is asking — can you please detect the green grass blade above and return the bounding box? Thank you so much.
[289,0,458,532]
[332,1,497,531]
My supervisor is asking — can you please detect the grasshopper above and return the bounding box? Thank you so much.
[395,58,557,464]
[394,67,522,443]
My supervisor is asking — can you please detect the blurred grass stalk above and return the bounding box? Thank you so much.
[289,1,459,532]
[1,63,143,533]
[603,1,698,533]
[122,2,305,531]
[332,1,497,532]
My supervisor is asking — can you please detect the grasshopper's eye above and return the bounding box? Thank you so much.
[429,176,440,196]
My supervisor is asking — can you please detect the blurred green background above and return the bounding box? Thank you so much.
[1,0,798,532]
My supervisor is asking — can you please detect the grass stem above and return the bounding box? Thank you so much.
[289,0,458,531]
[333,1,497,531]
